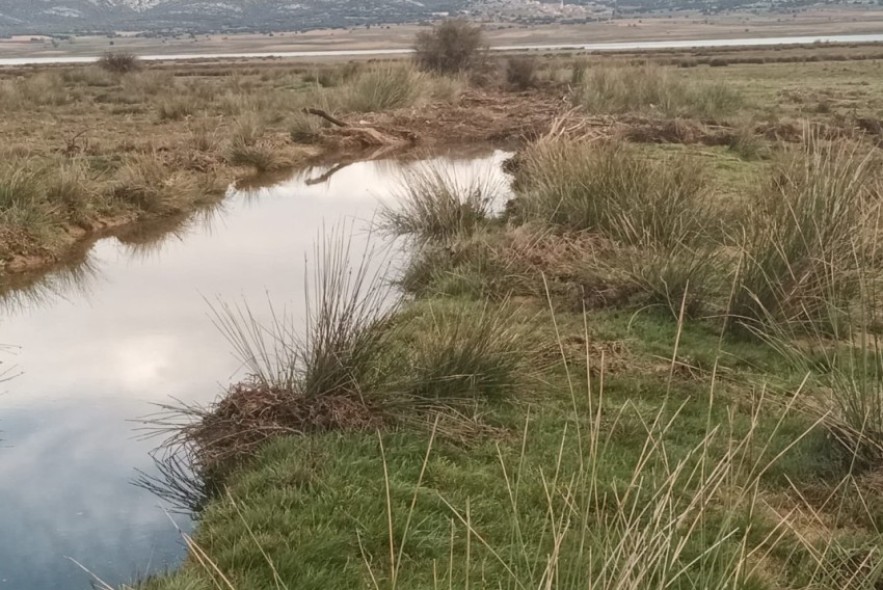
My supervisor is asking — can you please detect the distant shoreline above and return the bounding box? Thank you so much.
[3,31,883,66]
[3,8,883,63]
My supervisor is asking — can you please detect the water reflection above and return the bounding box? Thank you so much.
[0,204,228,314]
[0,148,513,589]
[0,256,100,314]
[114,204,227,262]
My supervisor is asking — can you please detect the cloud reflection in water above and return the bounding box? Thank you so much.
[0,149,513,589]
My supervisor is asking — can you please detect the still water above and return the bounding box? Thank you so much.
[1,32,883,65]
[0,150,513,589]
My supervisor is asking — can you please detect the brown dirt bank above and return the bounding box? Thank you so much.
[5,49,883,283]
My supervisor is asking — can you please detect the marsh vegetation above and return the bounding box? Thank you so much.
[142,104,883,590]
[4,25,883,590]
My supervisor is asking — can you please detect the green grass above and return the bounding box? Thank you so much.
[138,134,883,590]
[391,299,527,402]
[138,297,880,590]
[0,53,874,590]
[512,138,722,315]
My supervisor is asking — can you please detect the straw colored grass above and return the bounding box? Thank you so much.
[732,133,881,332]
[515,138,712,249]
[337,64,425,113]
[571,63,743,118]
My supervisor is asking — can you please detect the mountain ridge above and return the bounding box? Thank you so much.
[0,0,468,34]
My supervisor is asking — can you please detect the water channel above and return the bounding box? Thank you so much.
[1,32,882,66]
[0,149,513,589]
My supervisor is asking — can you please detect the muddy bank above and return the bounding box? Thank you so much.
[0,145,318,279]
[5,50,883,282]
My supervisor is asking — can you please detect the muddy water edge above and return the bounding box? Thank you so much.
[0,149,514,589]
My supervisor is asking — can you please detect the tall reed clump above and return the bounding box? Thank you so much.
[0,163,47,230]
[337,63,424,113]
[0,158,109,234]
[380,163,501,246]
[572,63,742,118]
[754,271,883,469]
[217,231,397,399]
[226,113,286,172]
[516,138,711,248]
[781,330,883,470]
[180,231,399,468]
[43,159,105,218]
[174,228,532,471]
[731,134,880,333]
[112,153,202,215]
[824,332,883,469]
[396,300,525,403]
[227,142,285,173]
[515,138,720,315]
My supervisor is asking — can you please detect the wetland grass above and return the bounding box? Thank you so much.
[570,62,744,118]
[732,132,881,332]
[5,43,883,590]
[380,163,501,245]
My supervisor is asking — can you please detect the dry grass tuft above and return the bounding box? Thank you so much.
[227,141,288,173]
[516,137,712,249]
[732,133,881,332]
[112,153,201,215]
[185,384,382,469]
[337,63,425,113]
[381,163,502,245]
[506,56,539,90]
[572,63,743,118]
[97,51,142,74]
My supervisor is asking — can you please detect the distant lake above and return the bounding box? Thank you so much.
[1,32,882,66]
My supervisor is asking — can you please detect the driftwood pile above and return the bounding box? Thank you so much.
[304,108,419,148]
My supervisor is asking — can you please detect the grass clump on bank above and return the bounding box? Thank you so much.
[0,148,227,266]
[732,133,880,332]
[0,165,50,233]
[338,64,425,113]
[512,138,720,315]
[227,141,289,173]
[172,230,532,474]
[395,300,526,402]
[571,63,743,118]
[380,163,501,245]
[515,138,712,247]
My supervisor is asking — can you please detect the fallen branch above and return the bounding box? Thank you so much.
[303,108,349,128]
